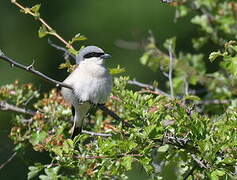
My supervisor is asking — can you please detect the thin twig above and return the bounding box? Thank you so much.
[75,153,144,159]
[0,152,17,170]
[184,77,189,96]
[0,101,35,116]
[128,79,170,97]
[82,130,112,137]
[0,53,72,90]
[191,154,210,169]
[48,39,76,60]
[11,0,75,50]
[168,44,174,98]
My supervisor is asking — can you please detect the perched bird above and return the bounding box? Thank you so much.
[61,46,112,137]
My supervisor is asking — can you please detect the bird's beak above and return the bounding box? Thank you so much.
[100,53,112,59]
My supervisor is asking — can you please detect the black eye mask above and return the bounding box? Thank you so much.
[83,52,105,58]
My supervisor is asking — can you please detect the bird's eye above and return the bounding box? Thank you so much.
[84,52,104,58]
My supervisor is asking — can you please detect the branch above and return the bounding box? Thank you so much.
[191,154,210,169]
[128,79,170,97]
[81,130,112,137]
[75,153,144,159]
[168,44,174,98]
[0,152,17,170]
[0,101,35,116]
[11,0,75,50]
[0,51,72,90]
[48,39,76,60]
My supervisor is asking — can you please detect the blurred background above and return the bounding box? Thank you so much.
[0,0,195,179]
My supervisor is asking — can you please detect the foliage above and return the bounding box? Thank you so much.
[1,0,237,179]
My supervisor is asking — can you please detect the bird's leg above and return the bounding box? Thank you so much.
[70,100,93,139]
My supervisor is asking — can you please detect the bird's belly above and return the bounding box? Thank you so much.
[74,75,112,104]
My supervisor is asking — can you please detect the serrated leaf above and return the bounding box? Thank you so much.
[69,33,87,45]
[109,65,126,75]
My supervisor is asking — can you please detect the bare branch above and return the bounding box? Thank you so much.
[168,44,174,98]
[0,101,35,116]
[128,79,170,97]
[82,130,112,137]
[75,153,144,159]
[48,39,76,60]
[0,52,73,90]
[184,77,189,96]
[191,154,210,169]
[0,152,17,170]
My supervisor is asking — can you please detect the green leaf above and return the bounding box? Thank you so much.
[52,146,63,157]
[157,145,169,152]
[184,95,201,101]
[163,37,176,52]
[45,166,60,176]
[38,25,48,38]
[109,65,126,75]
[31,4,41,15]
[29,131,47,146]
[191,15,213,33]
[209,51,223,62]
[140,53,150,65]
[121,156,133,171]
[62,139,74,153]
[69,33,87,45]
[220,56,237,75]
[210,170,226,180]
[28,163,44,180]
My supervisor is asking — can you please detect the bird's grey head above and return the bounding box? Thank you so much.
[76,46,111,64]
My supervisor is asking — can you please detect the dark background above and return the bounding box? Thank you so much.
[0,0,195,179]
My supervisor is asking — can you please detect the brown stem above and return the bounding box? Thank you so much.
[11,0,75,50]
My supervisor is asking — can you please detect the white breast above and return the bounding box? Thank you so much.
[61,59,112,105]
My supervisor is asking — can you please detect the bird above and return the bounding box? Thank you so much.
[61,46,112,137]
